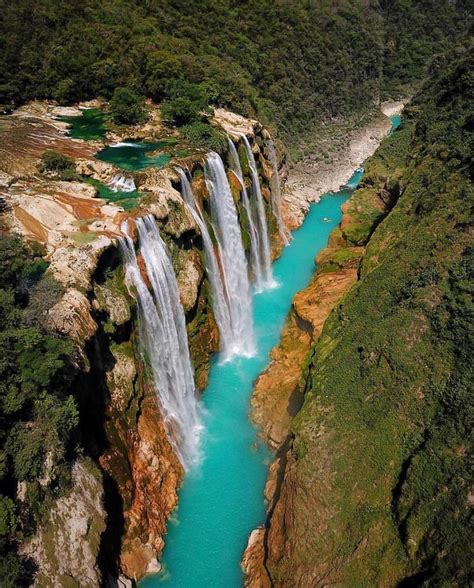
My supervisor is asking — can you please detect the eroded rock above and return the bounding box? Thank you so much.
[47,288,97,343]
[21,459,106,588]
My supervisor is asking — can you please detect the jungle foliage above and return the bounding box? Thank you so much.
[287,44,473,586]
[0,237,79,587]
[0,0,469,144]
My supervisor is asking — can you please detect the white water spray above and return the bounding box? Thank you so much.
[227,139,263,288]
[176,168,235,357]
[204,152,255,358]
[118,216,201,469]
[240,134,275,289]
[109,174,136,192]
[267,140,290,245]
[110,142,141,148]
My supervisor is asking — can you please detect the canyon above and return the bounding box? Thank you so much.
[1,96,399,586]
[2,43,471,587]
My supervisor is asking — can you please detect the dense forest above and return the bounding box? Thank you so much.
[0,1,472,586]
[0,237,80,585]
[266,42,473,585]
[0,0,470,143]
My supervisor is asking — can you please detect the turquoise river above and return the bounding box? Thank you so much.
[136,116,401,588]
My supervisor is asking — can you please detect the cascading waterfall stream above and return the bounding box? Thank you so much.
[109,174,136,192]
[118,216,201,469]
[204,152,255,358]
[176,168,233,356]
[240,134,275,289]
[267,140,290,245]
[227,139,263,287]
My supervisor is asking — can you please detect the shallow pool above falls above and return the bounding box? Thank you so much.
[96,141,173,171]
[139,166,364,588]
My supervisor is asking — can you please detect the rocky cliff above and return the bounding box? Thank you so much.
[243,47,472,587]
[0,101,284,583]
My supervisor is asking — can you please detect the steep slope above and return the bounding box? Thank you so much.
[1,1,469,146]
[0,102,284,585]
[250,45,473,586]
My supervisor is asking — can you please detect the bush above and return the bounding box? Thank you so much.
[0,552,28,588]
[0,236,28,287]
[180,122,227,152]
[39,150,76,180]
[161,81,210,126]
[0,497,16,536]
[110,87,147,125]
[161,97,201,126]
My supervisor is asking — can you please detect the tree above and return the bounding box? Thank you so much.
[39,151,76,181]
[0,496,16,536]
[145,50,183,101]
[160,81,210,126]
[110,87,147,125]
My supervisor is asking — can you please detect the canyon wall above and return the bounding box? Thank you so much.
[0,103,284,584]
[244,48,472,586]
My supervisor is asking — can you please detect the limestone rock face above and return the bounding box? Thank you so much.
[241,528,271,588]
[177,248,204,312]
[251,314,311,449]
[75,158,117,184]
[21,460,106,588]
[106,351,137,412]
[94,283,131,326]
[47,288,97,344]
[293,266,359,333]
[101,377,183,582]
[49,242,113,290]
[212,107,260,138]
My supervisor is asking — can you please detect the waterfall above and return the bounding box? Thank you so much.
[267,140,290,245]
[118,216,201,468]
[109,174,136,192]
[227,139,263,288]
[175,168,233,356]
[240,134,275,289]
[110,142,140,148]
[204,152,255,358]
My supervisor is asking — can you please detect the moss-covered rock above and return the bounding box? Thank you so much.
[258,50,473,586]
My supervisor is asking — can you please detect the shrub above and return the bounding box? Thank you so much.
[0,552,27,588]
[180,122,227,152]
[161,80,210,126]
[0,236,28,287]
[110,87,147,125]
[39,150,76,180]
[161,97,200,126]
[0,496,16,536]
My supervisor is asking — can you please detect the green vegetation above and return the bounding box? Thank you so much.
[0,236,79,587]
[161,80,211,126]
[109,87,147,125]
[0,1,469,145]
[39,150,77,181]
[275,45,473,586]
[380,0,472,99]
[180,123,227,152]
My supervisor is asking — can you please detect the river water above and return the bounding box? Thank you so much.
[89,113,400,588]
[142,168,365,587]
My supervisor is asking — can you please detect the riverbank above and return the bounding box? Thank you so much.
[282,101,405,229]
[242,111,403,586]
